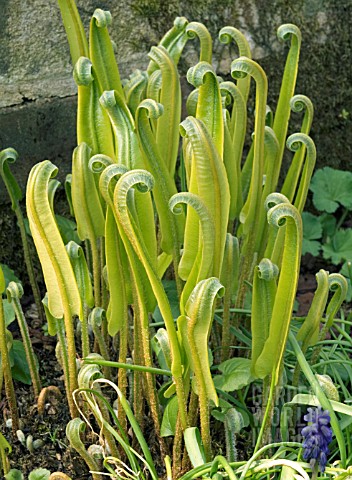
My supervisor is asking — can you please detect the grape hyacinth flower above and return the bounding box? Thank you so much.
[301,407,332,473]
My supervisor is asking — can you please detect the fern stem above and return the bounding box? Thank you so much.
[15,205,45,324]
[11,295,42,397]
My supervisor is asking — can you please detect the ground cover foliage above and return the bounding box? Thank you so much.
[1,1,352,479]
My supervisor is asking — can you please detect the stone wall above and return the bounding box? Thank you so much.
[0,0,351,274]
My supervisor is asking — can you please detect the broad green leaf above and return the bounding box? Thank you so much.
[310,167,352,213]
[28,469,51,480]
[5,470,23,480]
[153,280,180,323]
[3,299,15,327]
[213,358,254,392]
[302,238,321,257]
[24,216,80,246]
[302,212,322,256]
[0,264,21,288]
[9,340,33,385]
[320,213,337,237]
[302,212,323,240]
[55,215,81,245]
[160,396,178,437]
[322,229,352,264]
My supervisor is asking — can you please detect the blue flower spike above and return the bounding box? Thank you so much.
[301,407,332,474]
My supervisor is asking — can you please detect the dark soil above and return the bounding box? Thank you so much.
[1,301,89,479]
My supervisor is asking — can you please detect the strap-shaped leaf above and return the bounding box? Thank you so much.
[64,174,74,217]
[255,127,280,256]
[147,46,181,178]
[26,161,81,320]
[66,419,101,480]
[72,143,105,242]
[169,192,215,311]
[187,62,224,156]
[220,82,246,219]
[42,293,60,336]
[124,70,148,118]
[73,57,115,158]
[281,95,314,199]
[0,148,22,210]
[146,69,162,104]
[262,127,280,197]
[255,202,302,381]
[263,192,290,260]
[100,163,156,317]
[66,241,94,309]
[184,427,206,468]
[325,274,348,330]
[57,0,88,64]
[185,277,225,406]
[179,117,230,279]
[272,24,302,189]
[100,90,142,169]
[222,109,241,221]
[220,233,240,360]
[288,133,316,212]
[100,90,157,264]
[219,27,251,101]
[251,258,279,374]
[147,16,189,74]
[155,328,172,370]
[89,9,124,96]
[231,57,267,233]
[270,134,315,265]
[112,169,188,428]
[186,22,212,64]
[296,269,329,347]
[186,88,199,116]
[95,162,132,334]
[136,99,184,254]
